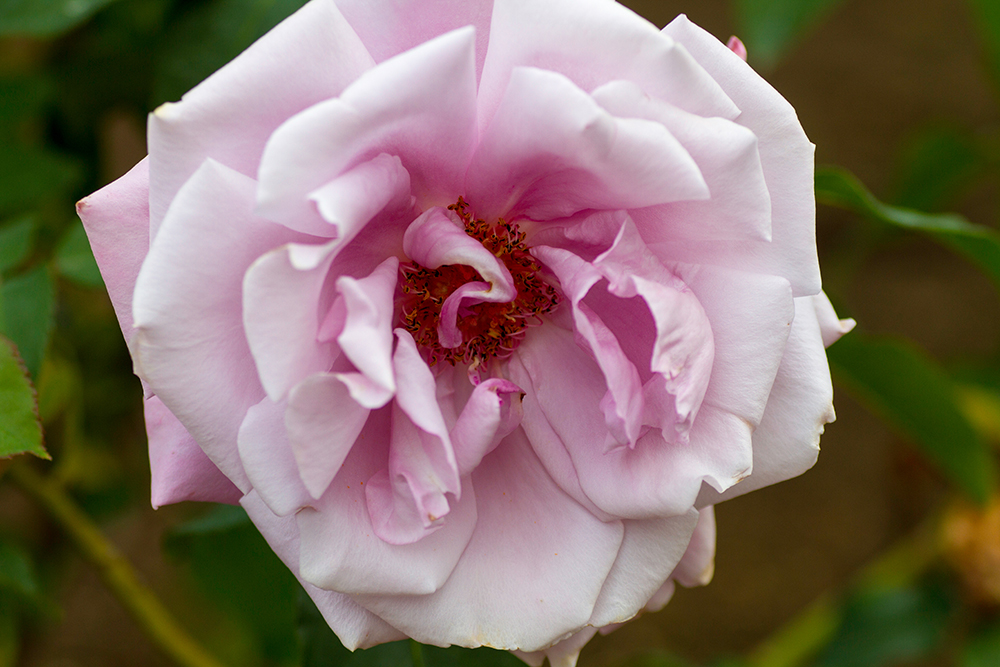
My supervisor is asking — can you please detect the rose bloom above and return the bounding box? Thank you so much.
[78,0,853,664]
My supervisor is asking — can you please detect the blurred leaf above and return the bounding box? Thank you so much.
[0,336,46,460]
[55,221,103,288]
[0,142,81,216]
[828,332,996,504]
[0,217,34,275]
[967,0,1000,88]
[964,618,1000,667]
[814,579,955,667]
[0,78,53,140]
[422,644,527,667]
[0,265,55,379]
[619,650,699,667]
[0,0,122,37]
[733,0,845,68]
[166,504,301,663]
[894,126,983,211]
[153,0,308,104]
[816,165,1000,296]
[0,539,41,605]
[0,597,17,667]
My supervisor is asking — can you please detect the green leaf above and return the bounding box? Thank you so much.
[55,221,103,288]
[964,618,1000,667]
[893,127,983,212]
[0,78,53,141]
[815,579,954,667]
[0,265,55,379]
[0,142,81,216]
[152,0,308,104]
[0,336,46,460]
[816,165,1000,296]
[0,217,34,275]
[618,650,699,667]
[733,0,846,68]
[0,539,41,605]
[828,332,995,504]
[165,504,301,663]
[967,0,1000,89]
[0,0,121,37]
[0,597,17,667]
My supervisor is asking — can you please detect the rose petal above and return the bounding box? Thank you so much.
[77,158,150,355]
[257,26,478,226]
[467,67,708,222]
[671,505,717,588]
[514,627,598,667]
[241,490,407,650]
[296,406,477,595]
[661,15,820,297]
[237,396,312,516]
[354,428,625,652]
[812,291,856,347]
[148,0,373,237]
[146,396,242,508]
[133,160,302,491]
[450,378,524,477]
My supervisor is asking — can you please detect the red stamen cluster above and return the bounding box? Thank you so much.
[399,198,560,366]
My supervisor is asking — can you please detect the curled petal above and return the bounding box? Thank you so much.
[238,396,312,516]
[451,378,524,477]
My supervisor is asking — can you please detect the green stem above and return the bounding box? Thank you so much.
[746,511,942,667]
[409,639,426,667]
[7,463,228,667]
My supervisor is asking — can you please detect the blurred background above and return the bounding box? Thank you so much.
[1,0,999,666]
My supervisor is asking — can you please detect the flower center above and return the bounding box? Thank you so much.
[399,198,560,366]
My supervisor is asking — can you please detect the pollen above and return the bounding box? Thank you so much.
[399,198,560,366]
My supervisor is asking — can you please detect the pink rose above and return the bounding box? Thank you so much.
[78,0,853,663]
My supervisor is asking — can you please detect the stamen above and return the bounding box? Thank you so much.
[399,198,560,366]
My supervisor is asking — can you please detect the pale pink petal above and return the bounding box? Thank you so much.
[671,505,717,588]
[366,330,461,544]
[591,80,771,243]
[727,35,748,61]
[257,27,478,226]
[287,373,370,500]
[237,396,312,516]
[299,152,413,238]
[296,407,477,595]
[148,0,373,237]
[698,296,836,505]
[467,67,708,222]
[76,158,149,354]
[354,428,625,652]
[812,292,856,347]
[133,160,302,491]
[335,0,493,77]
[587,511,699,628]
[450,378,523,477]
[514,627,598,667]
[146,396,241,508]
[661,15,820,297]
[680,265,793,427]
[479,0,738,127]
[515,325,751,518]
[240,490,407,650]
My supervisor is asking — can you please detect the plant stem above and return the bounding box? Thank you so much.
[7,463,228,667]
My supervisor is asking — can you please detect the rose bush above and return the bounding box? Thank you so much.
[78,0,853,663]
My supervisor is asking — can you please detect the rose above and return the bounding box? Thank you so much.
[78,0,853,663]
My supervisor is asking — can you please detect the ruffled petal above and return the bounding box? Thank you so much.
[76,158,150,355]
[133,160,302,491]
[257,26,478,226]
[467,67,708,222]
[241,490,407,650]
[148,0,373,236]
[354,428,625,652]
[237,396,312,516]
[479,0,738,126]
[296,407,477,595]
[671,505,716,588]
[146,396,242,508]
[514,627,598,667]
[812,291,856,347]
[660,15,820,297]
[450,378,523,476]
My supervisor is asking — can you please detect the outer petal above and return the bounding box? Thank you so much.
[133,160,303,491]
[257,27,478,227]
[479,0,738,127]
[146,396,241,508]
[76,158,150,355]
[241,490,407,650]
[237,396,313,517]
[296,407,477,596]
[354,428,625,652]
[148,0,374,236]
[671,506,717,588]
[812,291,856,347]
[467,67,708,222]
[660,15,821,297]
[335,0,493,78]
[514,628,598,667]
[698,295,837,505]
